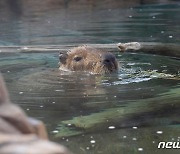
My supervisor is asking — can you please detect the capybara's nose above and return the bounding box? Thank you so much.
[102,53,116,66]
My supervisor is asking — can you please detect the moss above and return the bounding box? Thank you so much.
[55,87,180,137]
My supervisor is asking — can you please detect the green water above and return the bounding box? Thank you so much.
[0,51,180,154]
[0,1,180,154]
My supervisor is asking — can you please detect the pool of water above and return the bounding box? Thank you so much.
[0,0,179,46]
[0,1,180,154]
[1,50,180,154]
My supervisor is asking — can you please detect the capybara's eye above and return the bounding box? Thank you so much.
[73,56,82,62]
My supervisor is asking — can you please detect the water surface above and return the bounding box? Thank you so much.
[1,50,180,154]
[0,1,180,154]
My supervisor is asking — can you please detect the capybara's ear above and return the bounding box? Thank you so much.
[0,74,10,104]
[59,52,68,64]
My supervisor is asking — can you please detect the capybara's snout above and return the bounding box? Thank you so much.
[102,53,117,66]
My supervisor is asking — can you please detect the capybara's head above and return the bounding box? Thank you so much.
[59,46,119,74]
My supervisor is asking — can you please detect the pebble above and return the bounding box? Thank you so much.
[86,147,90,150]
[52,130,59,133]
[156,131,163,134]
[123,136,127,139]
[108,126,116,129]
[90,140,96,144]
[138,148,143,151]
[132,126,138,129]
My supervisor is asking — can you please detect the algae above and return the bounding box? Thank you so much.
[55,86,180,137]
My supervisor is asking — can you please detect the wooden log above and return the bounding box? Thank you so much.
[117,42,180,58]
[55,87,180,137]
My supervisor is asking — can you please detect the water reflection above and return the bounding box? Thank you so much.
[0,0,179,45]
[0,50,180,153]
[0,1,180,153]
[57,125,180,154]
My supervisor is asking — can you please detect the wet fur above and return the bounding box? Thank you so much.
[59,46,119,74]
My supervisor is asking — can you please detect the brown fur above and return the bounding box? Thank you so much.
[59,46,119,74]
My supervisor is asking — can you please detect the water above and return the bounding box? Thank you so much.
[0,1,179,45]
[0,1,180,154]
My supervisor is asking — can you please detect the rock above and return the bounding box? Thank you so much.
[0,75,71,154]
[0,133,70,154]
[27,117,48,139]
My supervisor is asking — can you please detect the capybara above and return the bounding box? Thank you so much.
[59,46,119,74]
